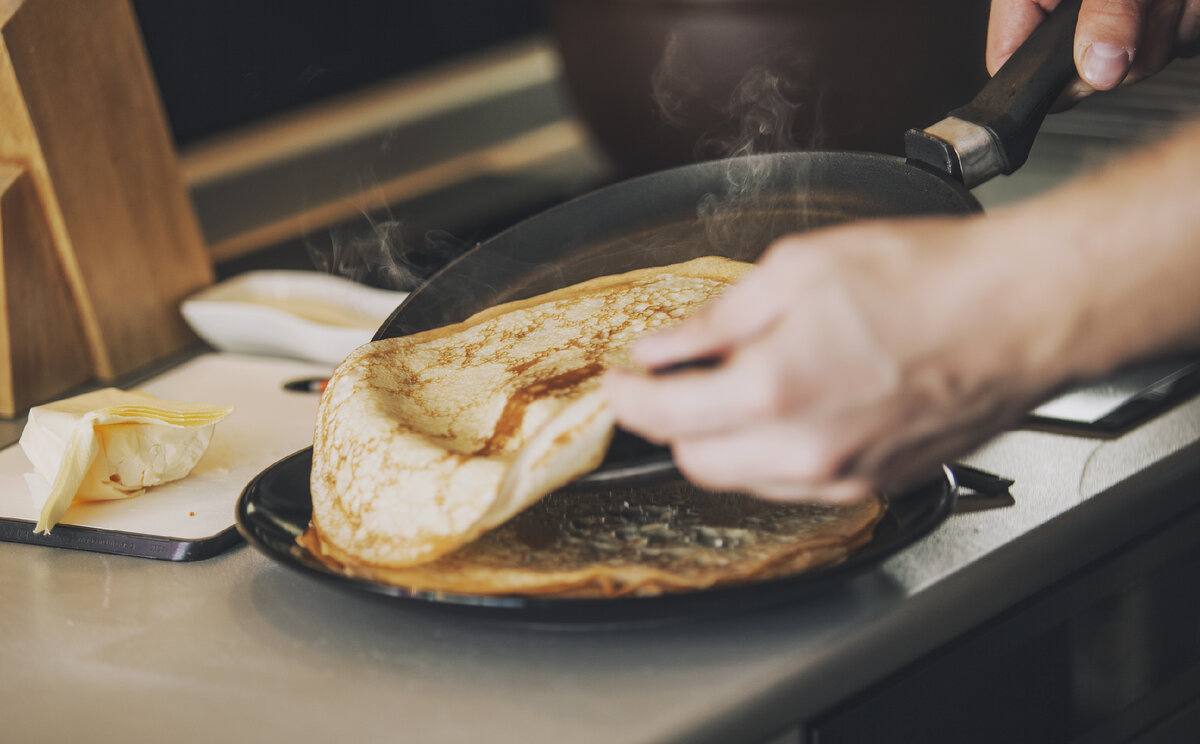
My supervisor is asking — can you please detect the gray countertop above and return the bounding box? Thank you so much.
[4,391,1198,744]
[3,52,1199,744]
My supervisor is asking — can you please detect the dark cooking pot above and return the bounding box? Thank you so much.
[376,0,1084,487]
[545,0,991,175]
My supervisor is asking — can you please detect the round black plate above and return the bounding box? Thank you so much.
[236,449,956,623]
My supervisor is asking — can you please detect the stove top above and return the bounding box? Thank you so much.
[1031,359,1200,436]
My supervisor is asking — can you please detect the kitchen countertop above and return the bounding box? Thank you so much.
[3,54,1200,744]
[5,386,1200,744]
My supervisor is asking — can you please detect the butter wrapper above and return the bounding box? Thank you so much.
[19,388,234,533]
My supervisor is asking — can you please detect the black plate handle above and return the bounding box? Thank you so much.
[905,0,1082,187]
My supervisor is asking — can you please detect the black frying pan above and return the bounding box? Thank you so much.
[374,0,1084,486]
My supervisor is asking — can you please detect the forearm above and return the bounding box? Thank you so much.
[991,118,1200,386]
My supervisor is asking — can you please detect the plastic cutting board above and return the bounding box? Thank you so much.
[0,353,331,560]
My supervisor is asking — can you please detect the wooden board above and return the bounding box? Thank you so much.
[0,164,93,414]
[0,0,213,386]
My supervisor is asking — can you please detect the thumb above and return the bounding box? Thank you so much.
[1075,0,1153,89]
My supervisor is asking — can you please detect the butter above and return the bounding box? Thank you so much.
[19,388,234,533]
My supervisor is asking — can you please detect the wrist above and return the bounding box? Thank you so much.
[925,211,1082,405]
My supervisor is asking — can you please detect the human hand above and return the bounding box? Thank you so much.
[603,217,1062,504]
[987,0,1200,103]
[605,120,1200,505]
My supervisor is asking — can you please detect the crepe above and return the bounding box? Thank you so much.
[309,258,749,566]
[301,482,884,598]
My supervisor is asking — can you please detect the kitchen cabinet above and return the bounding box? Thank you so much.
[810,497,1200,743]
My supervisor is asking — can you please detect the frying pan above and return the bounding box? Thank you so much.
[374,0,1084,486]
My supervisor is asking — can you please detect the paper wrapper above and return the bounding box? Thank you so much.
[19,388,234,533]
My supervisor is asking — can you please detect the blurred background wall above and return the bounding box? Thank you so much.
[133,0,545,147]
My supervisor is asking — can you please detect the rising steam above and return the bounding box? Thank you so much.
[650,30,701,129]
[650,32,825,253]
[306,206,468,291]
[651,30,822,161]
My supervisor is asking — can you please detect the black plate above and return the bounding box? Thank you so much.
[236,448,957,623]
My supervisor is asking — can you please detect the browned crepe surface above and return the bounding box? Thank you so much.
[300,481,885,598]
[309,257,752,569]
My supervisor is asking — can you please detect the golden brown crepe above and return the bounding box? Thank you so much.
[305,256,885,597]
[300,482,884,598]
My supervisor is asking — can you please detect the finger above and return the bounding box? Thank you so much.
[1130,0,1184,79]
[603,355,781,443]
[1182,0,1200,50]
[1076,0,1154,89]
[988,0,1060,74]
[750,477,877,506]
[669,427,876,505]
[631,265,779,369]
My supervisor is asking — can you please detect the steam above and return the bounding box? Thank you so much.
[650,32,827,253]
[651,31,700,128]
[306,208,469,291]
[651,30,820,161]
[710,66,804,160]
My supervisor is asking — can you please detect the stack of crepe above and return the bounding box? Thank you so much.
[304,257,884,598]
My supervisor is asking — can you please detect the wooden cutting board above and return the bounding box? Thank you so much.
[0,353,331,560]
[0,0,214,414]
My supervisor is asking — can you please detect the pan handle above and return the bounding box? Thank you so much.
[904,0,1082,188]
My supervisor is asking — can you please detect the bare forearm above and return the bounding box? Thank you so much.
[993,118,1200,385]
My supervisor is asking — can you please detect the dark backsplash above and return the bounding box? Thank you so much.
[132,0,545,147]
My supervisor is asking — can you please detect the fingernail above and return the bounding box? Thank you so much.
[1081,42,1131,89]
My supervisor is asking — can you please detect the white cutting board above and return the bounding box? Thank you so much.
[0,353,331,558]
